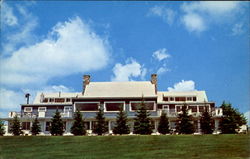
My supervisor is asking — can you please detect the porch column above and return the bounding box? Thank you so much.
[89,121,92,130]
[108,120,111,133]
[198,120,201,133]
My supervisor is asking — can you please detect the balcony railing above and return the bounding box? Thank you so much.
[8,111,73,118]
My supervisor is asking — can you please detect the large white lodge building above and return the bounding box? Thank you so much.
[4,74,224,135]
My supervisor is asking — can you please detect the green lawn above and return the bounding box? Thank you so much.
[0,134,249,159]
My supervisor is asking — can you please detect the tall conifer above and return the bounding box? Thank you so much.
[113,107,130,135]
[71,109,86,136]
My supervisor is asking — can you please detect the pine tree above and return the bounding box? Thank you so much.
[50,110,64,136]
[31,117,41,135]
[93,106,108,135]
[133,99,153,135]
[10,115,22,136]
[176,104,195,134]
[0,120,5,136]
[158,112,170,135]
[113,107,130,135]
[219,101,247,134]
[71,109,86,136]
[200,107,213,134]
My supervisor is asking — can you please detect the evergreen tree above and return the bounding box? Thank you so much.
[219,101,247,134]
[93,107,108,135]
[50,110,64,136]
[0,120,5,136]
[71,109,86,136]
[200,107,213,134]
[176,104,195,134]
[113,106,130,135]
[158,112,170,135]
[10,115,22,136]
[31,117,41,135]
[133,99,153,135]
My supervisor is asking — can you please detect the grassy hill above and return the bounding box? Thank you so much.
[0,134,249,159]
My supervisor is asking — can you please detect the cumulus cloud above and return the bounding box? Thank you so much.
[111,58,147,81]
[168,80,196,92]
[244,111,250,126]
[152,48,170,61]
[180,1,243,33]
[1,3,18,26]
[0,88,25,110]
[149,6,176,25]
[156,67,169,75]
[0,16,111,86]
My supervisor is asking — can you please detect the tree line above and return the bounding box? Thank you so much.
[0,101,247,136]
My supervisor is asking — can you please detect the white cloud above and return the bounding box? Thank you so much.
[156,67,169,75]
[111,58,147,81]
[244,111,250,126]
[168,80,196,92]
[180,1,243,33]
[1,3,18,26]
[149,6,176,25]
[181,13,206,33]
[0,16,111,86]
[0,88,25,110]
[232,23,244,36]
[152,48,170,61]
[40,85,74,93]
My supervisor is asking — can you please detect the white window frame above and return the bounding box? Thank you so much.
[129,101,156,112]
[38,107,47,112]
[104,101,125,112]
[64,106,72,112]
[74,102,100,112]
[24,107,33,112]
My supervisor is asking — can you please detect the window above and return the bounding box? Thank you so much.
[64,106,72,112]
[189,106,197,112]
[163,96,169,101]
[193,96,197,101]
[176,105,182,112]
[38,107,46,112]
[170,97,174,101]
[162,105,169,110]
[105,102,124,112]
[75,102,99,112]
[84,122,90,130]
[175,97,186,101]
[66,98,71,102]
[43,98,48,103]
[187,97,192,101]
[130,101,155,111]
[55,98,65,103]
[49,98,54,102]
[24,107,32,112]
[45,122,51,131]
[22,122,30,130]
[199,106,205,112]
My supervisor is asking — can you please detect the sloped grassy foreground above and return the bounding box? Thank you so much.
[0,135,249,159]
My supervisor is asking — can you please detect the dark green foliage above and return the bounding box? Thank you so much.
[219,101,247,134]
[93,107,108,135]
[31,117,41,135]
[50,110,64,136]
[113,107,130,135]
[10,115,22,136]
[158,112,170,134]
[133,99,153,135]
[71,109,86,136]
[176,105,195,134]
[0,120,5,136]
[200,107,213,134]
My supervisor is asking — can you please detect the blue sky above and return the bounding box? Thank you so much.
[0,1,249,123]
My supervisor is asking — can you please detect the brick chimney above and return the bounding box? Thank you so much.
[151,74,157,94]
[82,75,90,95]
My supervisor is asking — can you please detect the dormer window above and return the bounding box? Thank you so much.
[193,97,197,101]
[170,97,174,101]
[49,98,54,102]
[187,97,192,101]
[43,98,48,103]
[66,98,71,102]
[55,98,65,103]
[163,96,169,101]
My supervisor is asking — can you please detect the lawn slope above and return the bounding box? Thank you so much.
[0,135,249,159]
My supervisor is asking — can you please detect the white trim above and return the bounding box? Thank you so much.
[38,107,47,112]
[104,101,125,112]
[129,101,156,112]
[24,107,33,112]
[74,102,100,112]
